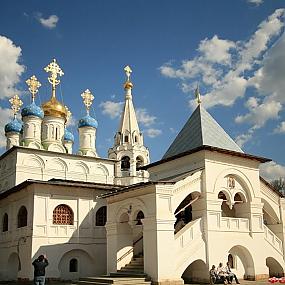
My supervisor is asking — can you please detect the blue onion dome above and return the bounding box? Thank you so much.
[64,129,74,142]
[21,102,44,119]
[5,118,23,133]
[78,114,98,129]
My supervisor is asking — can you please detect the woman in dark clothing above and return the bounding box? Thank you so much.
[32,254,49,285]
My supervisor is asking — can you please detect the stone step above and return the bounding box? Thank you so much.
[119,268,144,273]
[79,276,150,284]
[110,272,149,279]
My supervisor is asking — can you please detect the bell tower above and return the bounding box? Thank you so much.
[108,66,150,185]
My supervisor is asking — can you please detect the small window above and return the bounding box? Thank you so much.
[124,135,129,143]
[121,156,130,170]
[96,206,107,226]
[53,204,74,225]
[218,191,227,200]
[136,157,144,170]
[69,258,78,272]
[136,211,144,225]
[18,206,27,228]
[134,136,138,143]
[2,213,8,232]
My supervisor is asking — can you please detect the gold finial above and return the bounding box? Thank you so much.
[81,89,94,115]
[26,75,41,102]
[9,94,23,118]
[65,106,72,125]
[44,58,64,98]
[124,65,133,90]
[195,84,202,104]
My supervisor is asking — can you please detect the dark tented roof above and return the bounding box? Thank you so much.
[163,104,243,159]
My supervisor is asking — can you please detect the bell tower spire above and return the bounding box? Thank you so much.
[108,65,150,185]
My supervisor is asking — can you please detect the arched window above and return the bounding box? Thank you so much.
[2,213,8,232]
[134,136,138,143]
[121,156,130,170]
[96,206,107,226]
[218,191,227,200]
[136,156,144,170]
[228,254,234,268]
[53,204,74,225]
[69,258,78,272]
[17,206,27,228]
[124,135,129,143]
[136,211,144,225]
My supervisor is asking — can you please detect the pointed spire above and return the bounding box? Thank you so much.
[26,75,41,103]
[195,84,202,105]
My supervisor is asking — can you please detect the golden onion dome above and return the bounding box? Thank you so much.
[42,97,67,119]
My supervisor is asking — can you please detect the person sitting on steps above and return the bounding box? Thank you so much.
[226,262,240,284]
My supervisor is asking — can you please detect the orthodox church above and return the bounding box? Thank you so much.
[0,59,284,285]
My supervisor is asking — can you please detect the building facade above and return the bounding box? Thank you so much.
[0,60,284,284]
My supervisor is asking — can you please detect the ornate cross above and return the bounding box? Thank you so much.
[124,65,132,82]
[9,94,23,118]
[44,59,64,97]
[81,89,94,114]
[26,75,41,102]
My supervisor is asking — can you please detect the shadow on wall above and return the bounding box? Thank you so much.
[6,201,108,282]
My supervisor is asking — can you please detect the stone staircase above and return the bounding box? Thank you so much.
[78,257,151,285]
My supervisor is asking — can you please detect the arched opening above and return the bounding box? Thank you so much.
[96,206,107,226]
[262,199,280,231]
[182,259,208,283]
[121,156,130,171]
[174,192,201,234]
[136,211,144,225]
[69,258,78,272]
[7,253,20,280]
[134,136,138,143]
[136,156,144,170]
[2,213,8,232]
[266,257,284,277]
[58,249,95,279]
[53,204,74,225]
[228,254,234,269]
[17,206,27,228]
[229,245,255,280]
[124,135,129,143]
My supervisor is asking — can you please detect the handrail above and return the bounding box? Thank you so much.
[117,234,143,263]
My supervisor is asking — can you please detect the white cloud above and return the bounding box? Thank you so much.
[198,35,235,65]
[100,101,123,119]
[235,128,255,148]
[136,108,156,126]
[274,121,285,134]
[37,14,59,29]
[0,36,25,99]
[144,128,162,138]
[260,161,285,181]
[0,107,13,148]
[248,0,263,5]
[160,9,285,109]
[235,98,282,128]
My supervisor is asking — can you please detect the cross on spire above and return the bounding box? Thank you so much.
[194,84,202,105]
[44,59,64,98]
[26,75,41,103]
[9,94,23,118]
[124,65,132,82]
[81,89,94,115]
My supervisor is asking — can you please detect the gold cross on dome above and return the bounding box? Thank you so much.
[81,89,94,114]
[9,94,23,117]
[26,75,41,102]
[44,59,64,97]
[124,65,132,81]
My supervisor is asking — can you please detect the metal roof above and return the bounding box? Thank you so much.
[163,105,243,159]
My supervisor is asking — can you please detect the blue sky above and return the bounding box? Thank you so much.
[0,0,285,180]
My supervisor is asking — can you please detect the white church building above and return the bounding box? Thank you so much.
[0,59,284,284]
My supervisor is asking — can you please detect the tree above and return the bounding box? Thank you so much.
[271,178,285,194]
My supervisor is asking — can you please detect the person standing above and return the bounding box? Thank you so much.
[32,254,49,285]
[226,262,240,284]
